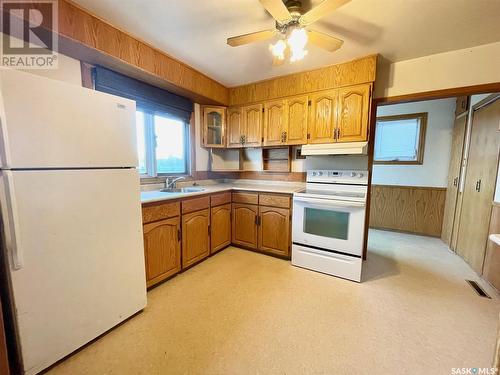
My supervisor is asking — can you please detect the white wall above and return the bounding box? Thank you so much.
[372,98,456,187]
[375,41,500,98]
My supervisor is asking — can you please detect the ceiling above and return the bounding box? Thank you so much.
[72,0,500,87]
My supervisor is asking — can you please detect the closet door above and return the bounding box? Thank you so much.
[456,97,500,274]
[441,115,467,248]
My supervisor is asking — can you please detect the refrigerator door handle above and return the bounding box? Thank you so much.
[3,171,23,269]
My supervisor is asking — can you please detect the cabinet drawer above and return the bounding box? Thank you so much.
[142,202,180,224]
[259,194,290,208]
[211,192,231,207]
[232,192,258,205]
[182,196,210,214]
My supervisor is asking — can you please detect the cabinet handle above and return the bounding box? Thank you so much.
[453,177,459,187]
[335,128,340,139]
[177,229,181,242]
[255,215,261,226]
[475,179,481,192]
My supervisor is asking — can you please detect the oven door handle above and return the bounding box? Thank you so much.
[293,196,366,208]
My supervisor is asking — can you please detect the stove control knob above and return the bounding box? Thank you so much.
[358,173,364,178]
[312,172,317,176]
[350,172,357,177]
[318,171,323,176]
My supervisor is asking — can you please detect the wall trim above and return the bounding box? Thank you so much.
[371,184,447,191]
[375,82,500,106]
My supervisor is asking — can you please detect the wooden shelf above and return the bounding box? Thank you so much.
[209,146,292,173]
[262,147,291,172]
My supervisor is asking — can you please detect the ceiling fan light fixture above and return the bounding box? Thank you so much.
[269,39,287,60]
[287,27,308,62]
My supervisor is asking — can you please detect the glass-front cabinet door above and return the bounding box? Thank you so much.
[202,106,226,148]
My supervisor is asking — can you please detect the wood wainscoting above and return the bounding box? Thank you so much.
[369,185,447,237]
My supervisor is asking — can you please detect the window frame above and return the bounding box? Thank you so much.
[373,112,428,165]
[137,109,191,178]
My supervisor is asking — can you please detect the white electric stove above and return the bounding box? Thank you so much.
[292,170,368,282]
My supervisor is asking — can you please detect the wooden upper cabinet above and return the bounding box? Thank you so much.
[336,84,370,142]
[227,107,243,148]
[263,100,286,146]
[222,83,371,148]
[182,209,210,269]
[308,90,337,144]
[202,106,226,148]
[211,203,231,254]
[242,104,263,147]
[258,206,290,257]
[143,217,181,287]
[286,95,308,145]
[232,203,258,248]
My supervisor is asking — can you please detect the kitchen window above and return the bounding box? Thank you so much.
[136,110,189,177]
[374,112,427,165]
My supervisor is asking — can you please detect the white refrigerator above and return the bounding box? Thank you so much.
[0,69,147,374]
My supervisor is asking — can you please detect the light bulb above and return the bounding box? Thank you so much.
[269,39,287,60]
[287,27,308,62]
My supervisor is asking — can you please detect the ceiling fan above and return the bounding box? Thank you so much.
[227,0,350,65]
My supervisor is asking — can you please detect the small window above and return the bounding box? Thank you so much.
[136,110,189,177]
[374,112,427,165]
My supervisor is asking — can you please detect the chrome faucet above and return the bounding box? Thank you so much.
[165,176,186,189]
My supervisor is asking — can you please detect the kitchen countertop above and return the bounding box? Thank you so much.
[140,181,305,204]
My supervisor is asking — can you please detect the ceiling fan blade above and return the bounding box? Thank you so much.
[259,0,292,23]
[300,0,351,25]
[308,30,344,52]
[227,30,275,47]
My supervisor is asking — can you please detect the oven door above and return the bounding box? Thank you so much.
[292,196,366,256]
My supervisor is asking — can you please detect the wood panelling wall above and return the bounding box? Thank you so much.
[369,185,446,237]
[484,203,500,291]
[229,55,377,106]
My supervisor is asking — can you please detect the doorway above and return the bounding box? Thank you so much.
[366,90,500,291]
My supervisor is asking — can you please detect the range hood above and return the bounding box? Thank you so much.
[301,142,368,156]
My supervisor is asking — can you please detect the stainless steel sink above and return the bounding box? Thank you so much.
[160,187,205,193]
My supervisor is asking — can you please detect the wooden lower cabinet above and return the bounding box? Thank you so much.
[182,209,210,268]
[143,217,181,288]
[211,203,231,254]
[232,203,258,248]
[258,206,290,257]
[142,191,293,288]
